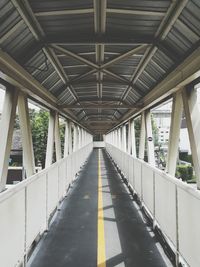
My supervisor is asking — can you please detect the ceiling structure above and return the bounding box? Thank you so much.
[0,0,200,134]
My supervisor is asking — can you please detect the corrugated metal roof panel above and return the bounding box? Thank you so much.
[0,2,21,38]
[1,23,35,58]
[108,0,171,12]
[29,0,93,12]
[36,14,94,35]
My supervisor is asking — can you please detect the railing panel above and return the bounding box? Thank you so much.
[142,164,154,215]
[155,172,177,245]
[0,142,93,267]
[178,187,200,267]
[128,156,133,184]
[133,159,142,197]
[66,154,72,184]
[0,189,25,267]
[47,165,59,217]
[58,160,67,199]
[106,142,200,266]
[26,174,47,249]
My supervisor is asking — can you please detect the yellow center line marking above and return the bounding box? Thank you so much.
[97,149,106,267]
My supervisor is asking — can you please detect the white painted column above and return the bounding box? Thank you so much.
[130,119,136,157]
[76,126,79,149]
[145,110,155,166]
[122,124,127,152]
[139,112,146,160]
[166,91,183,175]
[114,130,117,147]
[78,127,81,149]
[118,128,121,149]
[54,112,62,161]
[73,124,78,152]
[68,122,73,154]
[182,87,200,189]
[127,120,131,154]
[45,111,55,168]
[80,128,83,148]
[18,92,35,178]
[0,87,18,191]
[64,119,69,157]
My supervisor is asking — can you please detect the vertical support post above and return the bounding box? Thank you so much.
[68,121,73,155]
[79,128,82,149]
[122,125,127,152]
[166,91,183,175]
[127,120,131,154]
[130,119,136,157]
[182,87,200,189]
[0,86,18,191]
[118,128,121,149]
[54,112,62,161]
[45,111,55,168]
[139,112,146,160]
[64,119,69,157]
[145,110,155,166]
[73,124,77,152]
[18,92,35,177]
[78,127,81,149]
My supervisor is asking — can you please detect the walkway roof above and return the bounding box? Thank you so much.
[0,0,200,134]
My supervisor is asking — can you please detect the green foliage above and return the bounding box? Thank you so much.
[30,110,49,168]
[151,114,159,146]
[60,122,65,157]
[176,165,193,181]
[179,152,193,165]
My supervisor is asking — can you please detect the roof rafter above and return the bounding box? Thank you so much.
[33,8,165,17]
[61,104,136,110]
[122,0,189,101]
[51,44,143,96]
[10,0,82,108]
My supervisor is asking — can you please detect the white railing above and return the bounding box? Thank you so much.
[0,143,93,267]
[106,143,200,267]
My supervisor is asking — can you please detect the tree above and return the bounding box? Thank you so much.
[30,110,49,168]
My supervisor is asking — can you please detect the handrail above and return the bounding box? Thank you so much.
[0,142,93,267]
[106,142,200,267]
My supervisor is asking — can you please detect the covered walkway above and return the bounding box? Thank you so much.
[29,149,171,267]
[1,1,200,267]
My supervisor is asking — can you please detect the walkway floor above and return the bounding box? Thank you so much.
[29,149,172,267]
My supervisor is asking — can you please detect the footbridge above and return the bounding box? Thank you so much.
[0,1,200,266]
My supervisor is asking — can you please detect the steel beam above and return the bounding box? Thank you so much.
[107,8,165,16]
[61,104,135,109]
[0,86,18,192]
[55,112,62,160]
[46,33,153,45]
[127,120,131,154]
[68,121,73,154]
[35,9,94,16]
[101,45,147,69]
[45,111,55,168]
[121,0,188,102]
[182,87,200,189]
[139,112,146,160]
[64,119,69,157]
[18,92,35,177]
[122,124,127,152]
[130,119,136,157]
[107,44,200,133]
[166,91,183,176]
[145,110,155,166]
